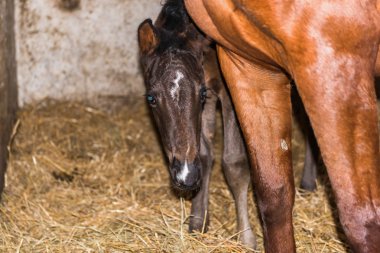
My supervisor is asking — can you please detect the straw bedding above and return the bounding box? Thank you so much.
[0,96,353,252]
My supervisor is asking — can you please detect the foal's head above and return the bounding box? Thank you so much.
[138,0,208,191]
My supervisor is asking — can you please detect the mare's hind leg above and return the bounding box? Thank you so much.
[291,27,380,251]
[189,92,218,232]
[219,85,256,249]
[218,48,295,253]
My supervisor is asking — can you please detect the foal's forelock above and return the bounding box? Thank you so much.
[145,49,201,81]
[145,52,203,105]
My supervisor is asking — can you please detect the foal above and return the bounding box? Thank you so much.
[138,0,255,247]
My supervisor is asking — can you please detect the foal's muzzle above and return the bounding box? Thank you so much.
[170,157,201,191]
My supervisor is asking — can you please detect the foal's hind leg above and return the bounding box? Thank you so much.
[300,121,318,191]
[219,85,256,249]
[293,88,318,191]
[189,93,218,232]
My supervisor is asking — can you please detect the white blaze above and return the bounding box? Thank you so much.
[170,71,184,100]
[177,160,190,182]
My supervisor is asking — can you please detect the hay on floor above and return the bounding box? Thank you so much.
[0,96,350,252]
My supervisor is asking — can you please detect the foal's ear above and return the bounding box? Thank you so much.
[192,35,212,53]
[186,24,212,57]
[138,19,159,55]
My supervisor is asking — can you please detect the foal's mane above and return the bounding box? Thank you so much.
[156,0,190,33]
[154,0,202,53]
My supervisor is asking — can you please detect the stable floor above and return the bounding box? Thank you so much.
[0,96,353,252]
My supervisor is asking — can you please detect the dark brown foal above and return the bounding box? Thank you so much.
[138,0,255,247]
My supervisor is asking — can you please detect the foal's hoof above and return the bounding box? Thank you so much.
[239,229,257,250]
[300,180,317,192]
[189,216,209,233]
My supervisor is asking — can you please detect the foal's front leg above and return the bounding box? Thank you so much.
[218,48,295,253]
[189,93,217,232]
[219,84,256,249]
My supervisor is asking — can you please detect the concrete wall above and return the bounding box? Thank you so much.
[16,0,161,105]
[0,0,18,195]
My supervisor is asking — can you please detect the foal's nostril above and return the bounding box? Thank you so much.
[172,157,181,170]
[171,158,181,176]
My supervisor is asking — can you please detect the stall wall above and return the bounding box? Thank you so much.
[16,0,161,105]
[0,0,18,194]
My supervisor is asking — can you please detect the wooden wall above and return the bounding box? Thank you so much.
[0,0,18,196]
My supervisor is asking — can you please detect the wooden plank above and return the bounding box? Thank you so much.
[0,0,18,196]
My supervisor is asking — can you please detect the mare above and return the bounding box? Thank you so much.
[138,0,319,248]
[183,0,380,252]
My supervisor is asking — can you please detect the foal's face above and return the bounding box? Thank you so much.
[143,50,206,191]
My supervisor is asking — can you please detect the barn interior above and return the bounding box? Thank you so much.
[0,0,374,252]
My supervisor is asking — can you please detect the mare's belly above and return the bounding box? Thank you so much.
[185,0,283,70]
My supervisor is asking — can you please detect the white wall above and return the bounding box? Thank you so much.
[16,0,161,105]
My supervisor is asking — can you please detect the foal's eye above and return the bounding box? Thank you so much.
[200,87,207,103]
[146,94,157,106]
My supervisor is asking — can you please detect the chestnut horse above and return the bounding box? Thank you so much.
[183,1,380,252]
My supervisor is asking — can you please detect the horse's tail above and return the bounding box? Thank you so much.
[155,0,190,33]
